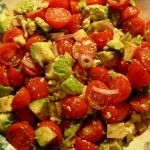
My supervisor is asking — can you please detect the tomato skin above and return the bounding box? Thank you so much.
[26,8,47,20]
[21,53,44,77]
[45,8,71,29]
[0,43,23,67]
[62,95,88,119]
[8,66,25,87]
[130,94,150,112]
[85,80,110,110]
[55,38,74,55]
[121,6,141,23]
[89,66,111,86]
[73,63,89,84]
[127,59,150,89]
[89,30,114,49]
[110,76,132,103]
[26,77,49,101]
[86,0,107,5]
[144,20,150,41]
[6,121,35,150]
[78,118,105,143]
[0,65,10,86]
[70,0,81,14]
[37,120,62,144]
[75,137,99,150]
[66,13,82,34]
[101,102,131,123]
[2,27,24,43]
[24,35,47,53]
[122,17,145,37]
[46,0,69,9]
[72,37,97,59]
[135,42,150,73]
[14,106,36,125]
[107,0,129,10]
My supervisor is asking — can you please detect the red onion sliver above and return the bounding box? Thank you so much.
[21,59,36,70]
[54,33,77,41]
[92,86,119,95]
[78,54,93,68]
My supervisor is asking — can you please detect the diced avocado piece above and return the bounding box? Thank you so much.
[129,0,136,6]
[35,126,57,147]
[13,35,26,47]
[0,84,14,98]
[77,0,86,9]
[14,0,34,15]
[74,29,88,42]
[91,19,114,33]
[107,40,124,51]
[141,84,150,96]
[109,140,123,150]
[0,95,14,113]
[131,113,141,123]
[120,32,132,43]
[61,75,84,95]
[82,18,91,30]
[30,42,55,67]
[27,18,37,34]
[53,53,74,81]
[0,134,16,150]
[51,90,67,101]
[64,124,80,138]
[100,142,110,150]
[35,17,51,33]
[130,35,143,45]
[29,97,50,121]
[0,113,16,134]
[123,41,137,62]
[107,123,128,139]
[134,121,147,133]
[83,4,108,21]
[113,28,124,40]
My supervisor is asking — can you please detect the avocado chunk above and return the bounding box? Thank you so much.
[83,4,108,21]
[29,97,50,121]
[0,95,14,113]
[0,113,16,134]
[53,53,74,81]
[30,41,55,67]
[14,0,34,15]
[35,126,57,147]
[107,40,124,51]
[100,142,110,150]
[109,140,123,150]
[61,75,84,95]
[0,84,14,98]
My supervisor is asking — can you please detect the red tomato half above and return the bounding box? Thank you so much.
[37,120,62,145]
[62,95,88,119]
[86,0,107,5]
[89,30,114,49]
[0,43,23,67]
[135,42,150,73]
[145,20,150,41]
[130,94,150,112]
[55,38,74,55]
[101,102,131,123]
[70,0,81,14]
[45,8,71,29]
[75,137,99,150]
[2,27,24,43]
[8,66,25,87]
[78,118,105,143]
[21,52,44,77]
[122,17,145,36]
[72,37,97,59]
[0,65,10,86]
[85,80,110,110]
[24,35,47,53]
[127,59,150,89]
[121,6,141,23]
[26,77,49,101]
[6,121,35,150]
[46,0,69,9]
[66,13,82,34]
[11,87,31,110]
[107,0,129,10]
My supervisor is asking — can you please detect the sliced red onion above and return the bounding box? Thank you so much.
[78,54,93,68]
[92,86,119,95]
[21,59,36,70]
[54,33,77,41]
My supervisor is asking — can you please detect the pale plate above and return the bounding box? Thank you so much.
[0,0,150,150]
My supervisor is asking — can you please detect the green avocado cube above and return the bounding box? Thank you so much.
[107,40,124,51]
[29,97,50,121]
[61,75,84,95]
[35,126,57,147]
[0,84,14,98]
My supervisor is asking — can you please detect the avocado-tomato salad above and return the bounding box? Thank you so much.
[0,0,150,149]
